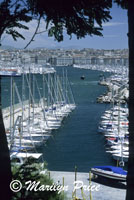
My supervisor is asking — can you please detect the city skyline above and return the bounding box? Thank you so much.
[2,3,128,50]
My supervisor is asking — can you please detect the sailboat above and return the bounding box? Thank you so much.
[2,63,76,165]
[95,89,128,180]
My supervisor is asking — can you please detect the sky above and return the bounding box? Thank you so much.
[2,2,128,50]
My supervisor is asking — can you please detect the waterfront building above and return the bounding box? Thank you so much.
[0,48,129,68]
[73,56,91,65]
[91,57,97,65]
[52,56,73,66]
[36,55,47,65]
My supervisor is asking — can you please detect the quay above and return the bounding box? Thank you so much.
[97,75,128,104]
[3,101,44,130]
[50,171,126,200]
[1,67,76,163]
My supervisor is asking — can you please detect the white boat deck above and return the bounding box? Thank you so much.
[10,152,42,159]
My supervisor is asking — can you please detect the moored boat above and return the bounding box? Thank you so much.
[91,165,127,182]
[80,75,85,80]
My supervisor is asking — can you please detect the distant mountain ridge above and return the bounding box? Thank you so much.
[0,45,83,50]
[0,45,128,51]
[0,45,18,50]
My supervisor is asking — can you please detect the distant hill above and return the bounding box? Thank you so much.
[0,45,18,50]
[52,45,83,50]
[32,45,83,50]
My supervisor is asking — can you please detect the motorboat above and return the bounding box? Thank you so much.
[91,165,127,182]
[80,75,85,80]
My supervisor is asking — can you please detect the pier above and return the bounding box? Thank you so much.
[97,75,128,104]
[50,171,126,200]
[1,65,76,162]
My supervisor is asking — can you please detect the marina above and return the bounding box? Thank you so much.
[1,64,76,163]
[0,1,130,198]
[72,64,129,166]
[0,63,129,170]
[0,62,128,200]
[41,67,115,171]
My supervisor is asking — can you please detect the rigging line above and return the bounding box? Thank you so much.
[14,82,37,151]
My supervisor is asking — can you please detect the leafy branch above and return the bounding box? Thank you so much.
[24,16,41,49]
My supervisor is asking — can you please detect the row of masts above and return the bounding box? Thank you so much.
[2,65,76,162]
[98,73,129,166]
[98,105,128,164]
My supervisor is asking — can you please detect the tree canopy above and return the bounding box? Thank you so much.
[0,0,32,44]
[26,0,112,41]
[0,0,114,45]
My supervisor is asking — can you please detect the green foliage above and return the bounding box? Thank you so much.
[0,0,128,46]
[0,0,32,44]
[11,158,66,200]
[2,0,126,44]
[26,0,112,42]
[114,0,128,9]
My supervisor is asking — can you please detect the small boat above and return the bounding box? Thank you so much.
[112,153,128,162]
[10,152,43,165]
[91,165,127,182]
[80,75,85,80]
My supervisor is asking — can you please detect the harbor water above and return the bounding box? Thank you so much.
[2,66,115,172]
[40,67,115,172]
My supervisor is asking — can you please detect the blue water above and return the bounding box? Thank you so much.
[41,67,115,172]
[1,67,115,172]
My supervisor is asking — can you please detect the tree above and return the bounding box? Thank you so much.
[0,76,12,199]
[0,0,32,44]
[126,1,134,199]
[0,1,32,199]
[26,0,112,41]
[111,1,134,199]
[0,0,133,199]
[12,158,66,200]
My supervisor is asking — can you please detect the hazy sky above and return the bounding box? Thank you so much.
[2,3,128,49]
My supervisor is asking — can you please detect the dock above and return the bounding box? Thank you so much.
[3,101,43,130]
[97,75,128,104]
[50,171,126,200]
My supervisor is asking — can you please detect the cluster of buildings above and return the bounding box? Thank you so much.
[0,47,128,67]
